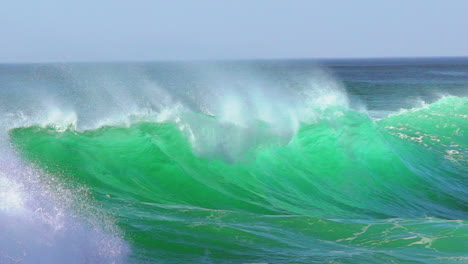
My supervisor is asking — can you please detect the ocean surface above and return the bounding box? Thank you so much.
[0,58,467,263]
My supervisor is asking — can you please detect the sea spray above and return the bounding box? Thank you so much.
[0,151,128,263]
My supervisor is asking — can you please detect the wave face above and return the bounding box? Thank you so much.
[1,59,468,263]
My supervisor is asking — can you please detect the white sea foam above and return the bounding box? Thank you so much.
[0,147,128,263]
[1,64,352,162]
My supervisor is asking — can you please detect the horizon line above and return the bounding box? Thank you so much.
[1,55,467,65]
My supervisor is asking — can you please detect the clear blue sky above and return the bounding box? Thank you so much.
[1,0,467,62]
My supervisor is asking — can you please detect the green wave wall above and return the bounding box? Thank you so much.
[9,96,468,263]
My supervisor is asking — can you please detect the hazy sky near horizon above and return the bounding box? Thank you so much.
[1,0,467,62]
